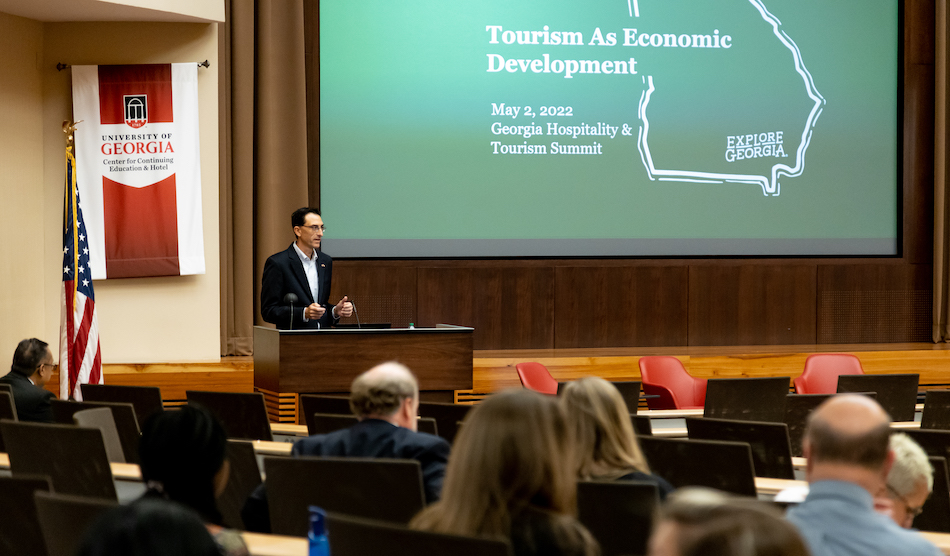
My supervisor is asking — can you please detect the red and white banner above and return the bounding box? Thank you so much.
[72,64,204,279]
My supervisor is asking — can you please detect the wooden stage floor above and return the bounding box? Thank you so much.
[49,342,950,405]
[469,342,950,396]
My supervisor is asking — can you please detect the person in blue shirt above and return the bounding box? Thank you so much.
[786,394,942,556]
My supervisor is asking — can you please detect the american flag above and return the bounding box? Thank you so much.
[60,150,102,400]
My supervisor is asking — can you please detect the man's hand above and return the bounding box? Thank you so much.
[305,303,326,320]
[334,295,354,318]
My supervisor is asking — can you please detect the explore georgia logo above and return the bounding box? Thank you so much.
[725,131,787,162]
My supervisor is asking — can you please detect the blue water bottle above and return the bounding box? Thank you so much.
[308,505,330,556]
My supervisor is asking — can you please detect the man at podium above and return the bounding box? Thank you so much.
[261,207,353,329]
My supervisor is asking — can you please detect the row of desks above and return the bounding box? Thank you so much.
[270,411,923,441]
[0,445,804,495]
[0,405,933,556]
[238,532,950,556]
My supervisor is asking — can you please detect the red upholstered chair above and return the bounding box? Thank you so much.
[637,356,707,410]
[793,354,864,394]
[515,362,558,395]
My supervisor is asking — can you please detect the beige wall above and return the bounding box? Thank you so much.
[0,18,220,363]
[0,12,45,358]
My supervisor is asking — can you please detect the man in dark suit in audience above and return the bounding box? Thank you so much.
[241,362,451,532]
[786,394,941,556]
[0,338,56,422]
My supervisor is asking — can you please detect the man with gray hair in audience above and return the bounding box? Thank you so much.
[291,360,450,502]
[786,394,941,556]
[241,362,450,532]
[879,432,933,529]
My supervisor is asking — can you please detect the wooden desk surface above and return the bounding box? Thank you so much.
[639,408,704,419]
[0,452,142,481]
[754,477,804,496]
[241,532,307,556]
[921,532,950,555]
[271,423,308,436]
[254,440,294,456]
[271,418,921,442]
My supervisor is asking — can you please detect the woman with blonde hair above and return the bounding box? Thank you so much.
[410,389,599,556]
[561,377,673,498]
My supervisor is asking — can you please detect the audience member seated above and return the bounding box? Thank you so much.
[785,394,942,556]
[76,498,220,556]
[878,432,933,529]
[0,338,55,422]
[139,404,249,556]
[242,362,450,533]
[410,389,599,556]
[647,487,809,556]
[561,377,673,499]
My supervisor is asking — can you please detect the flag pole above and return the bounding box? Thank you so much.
[60,119,102,401]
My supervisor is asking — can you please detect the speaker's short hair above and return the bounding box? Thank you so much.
[291,207,321,228]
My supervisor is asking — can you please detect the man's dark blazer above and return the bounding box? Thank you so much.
[241,419,450,533]
[291,418,450,503]
[260,243,337,329]
[0,371,55,423]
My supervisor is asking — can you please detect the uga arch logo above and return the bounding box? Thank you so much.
[123,94,148,128]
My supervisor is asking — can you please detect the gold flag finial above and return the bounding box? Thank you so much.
[62,120,83,153]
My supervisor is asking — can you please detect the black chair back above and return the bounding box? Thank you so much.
[310,413,359,435]
[614,381,642,415]
[0,391,16,452]
[914,456,950,533]
[837,374,919,422]
[186,390,273,441]
[0,391,15,421]
[72,407,126,464]
[218,440,263,530]
[34,491,118,556]
[631,414,652,436]
[326,512,512,556]
[265,456,426,536]
[418,417,438,436]
[299,394,353,430]
[0,420,117,500]
[904,429,950,462]
[50,399,141,464]
[0,383,11,394]
[783,394,833,457]
[922,390,950,431]
[417,401,471,444]
[704,377,790,423]
[80,383,164,426]
[638,436,757,496]
[0,475,51,556]
[685,417,794,479]
[577,480,658,556]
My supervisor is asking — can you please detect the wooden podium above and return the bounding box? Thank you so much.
[253,325,474,422]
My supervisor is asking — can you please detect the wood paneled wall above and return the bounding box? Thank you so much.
[321,1,935,351]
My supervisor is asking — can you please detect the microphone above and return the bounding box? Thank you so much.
[283,293,298,330]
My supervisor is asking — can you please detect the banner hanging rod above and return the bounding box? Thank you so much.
[56,60,210,71]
